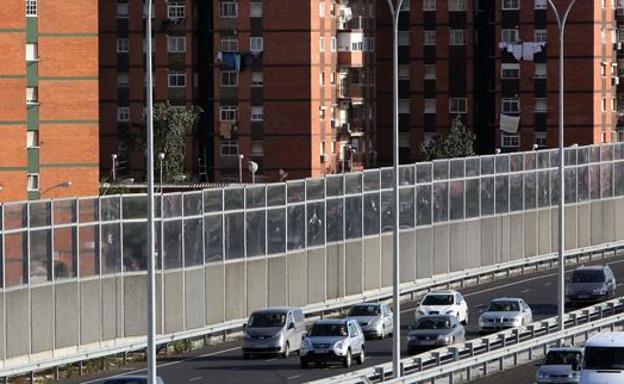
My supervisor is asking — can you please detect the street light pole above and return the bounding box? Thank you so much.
[158,153,165,193]
[145,0,157,383]
[111,154,117,182]
[386,0,404,378]
[547,0,577,337]
[238,154,244,183]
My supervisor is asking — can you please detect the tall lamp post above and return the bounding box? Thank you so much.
[111,154,118,182]
[158,153,165,193]
[145,0,157,383]
[547,0,577,337]
[385,0,404,378]
[238,154,245,183]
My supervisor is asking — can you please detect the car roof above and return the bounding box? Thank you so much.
[426,290,457,295]
[574,265,607,271]
[585,332,624,347]
[547,347,583,353]
[251,307,296,314]
[314,319,350,325]
[490,297,522,302]
[352,302,382,307]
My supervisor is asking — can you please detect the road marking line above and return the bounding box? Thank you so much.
[287,374,301,380]
[189,377,203,382]
[544,282,553,286]
[521,289,531,293]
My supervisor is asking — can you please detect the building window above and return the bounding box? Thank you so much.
[535,133,547,148]
[601,63,607,77]
[449,30,465,46]
[117,107,130,122]
[424,30,436,46]
[168,2,186,19]
[251,106,264,121]
[449,98,467,114]
[534,29,548,43]
[398,31,410,46]
[501,29,520,43]
[220,140,239,156]
[502,98,521,114]
[116,3,129,18]
[167,36,186,53]
[26,0,37,16]
[399,132,410,148]
[220,1,237,18]
[331,37,337,51]
[27,131,38,148]
[26,43,38,61]
[168,72,186,88]
[220,71,238,87]
[142,1,155,18]
[27,173,39,191]
[534,0,548,9]
[220,106,238,122]
[220,38,239,52]
[534,98,548,112]
[330,72,336,84]
[319,72,325,86]
[251,72,264,87]
[535,63,547,78]
[252,141,264,156]
[501,134,520,148]
[116,38,129,53]
[399,99,410,114]
[398,65,410,79]
[367,37,375,51]
[502,0,520,10]
[423,0,436,11]
[142,38,155,53]
[117,73,129,87]
[26,86,38,104]
[400,0,410,11]
[424,65,436,80]
[501,63,520,79]
[320,37,325,51]
[250,37,264,52]
[250,2,262,17]
[424,99,437,113]
[319,2,325,17]
[448,0,468,11]
[602,98,607,112]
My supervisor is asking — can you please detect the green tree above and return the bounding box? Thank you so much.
[421,115,476,161]
[152,102,203,182]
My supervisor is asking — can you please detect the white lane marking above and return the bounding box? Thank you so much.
[265,358,276,362]
[287,374,302,380]
[521,289,531,293]
[189,377,203,382]
[544,282,553,286]
[80,346,242,384]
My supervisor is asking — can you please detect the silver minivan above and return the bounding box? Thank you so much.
[242,307,306,359]
[300,319,365,368]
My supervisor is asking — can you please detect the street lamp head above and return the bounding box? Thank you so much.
[111,154,118,160]
[495,148,501,154]
[533,144,539,151]
[239,154,244,160]
[158,152,166,160]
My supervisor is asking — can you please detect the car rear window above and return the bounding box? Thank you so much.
[571,270,605,283]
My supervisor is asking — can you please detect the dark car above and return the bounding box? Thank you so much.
[566,265,616,305]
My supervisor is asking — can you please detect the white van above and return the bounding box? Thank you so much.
[580,332,624,384]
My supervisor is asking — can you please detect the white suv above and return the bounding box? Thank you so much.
[415,290,468,325]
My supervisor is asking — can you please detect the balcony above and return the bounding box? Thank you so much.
[337,83,364,102]
[337,30,364,68]
[337,51,363,67]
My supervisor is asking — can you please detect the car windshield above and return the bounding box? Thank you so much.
[415,317,451,330]
[545,351,582,365]
[584,347,624,370]
[309,323,348,337]
[488,301,520,312]
[247,312,287,328]
[422,295,454,306]
[348,305,381,317]
[571,270,605,283]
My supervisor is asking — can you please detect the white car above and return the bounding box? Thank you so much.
[415,290,469,325]
[580,332,624,384]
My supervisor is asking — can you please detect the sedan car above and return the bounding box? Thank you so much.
[346,302,393,339]
[536,347,583,384]
[415,290,469,325]
[407,315,465,355]
[300,319,365,368]
[478,298,533,334]
[566,265,616,305]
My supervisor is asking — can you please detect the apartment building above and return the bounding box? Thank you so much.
[0,0,99,203]
[377,0,620,164]
[212,0,376,182]
[100,0,213,181]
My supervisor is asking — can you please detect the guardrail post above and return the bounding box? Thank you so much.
[528,346,533,360]
[570,313,578,326]
[512,329,520,344]
[400,362,405,376]
[498,334,506,347]
[375,367,385,382]
[499,356,504,371]
[483,338,490,352]
[467,365,472,381]
[448,371,454,384]
[528,324,536,338]
[483,361,488,376]
[513,351,518,366]
[582,310,590,323]
[79,361,84,376]
[541,321,550,334]
[466,342,475,357]
[415,357,423,371]
[433,351,442,366]
[29,371,34,384]
[55,366,60,381]
[449,347,460,361]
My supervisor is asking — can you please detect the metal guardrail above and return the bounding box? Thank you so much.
[309,290,624,384]
[2,241,623,378]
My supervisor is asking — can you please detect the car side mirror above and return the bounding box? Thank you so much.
[288,322,295,330]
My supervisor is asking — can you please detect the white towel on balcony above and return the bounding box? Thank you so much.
[500,114,521,134]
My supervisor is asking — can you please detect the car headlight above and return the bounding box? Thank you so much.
[244,332,253,340]
[369,318,381,327]
[301,338,312,350]
[537,371,550,379]
[407,335,417,342]
[416,308,426,316]
[569,371,580,378]
[593,287,606,294]
[445,310,456,316]
[333,340,346,353]
[437,335,452,344]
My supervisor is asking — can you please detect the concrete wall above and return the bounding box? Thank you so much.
[3,198,624,365]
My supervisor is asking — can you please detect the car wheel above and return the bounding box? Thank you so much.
[282,342,290,359]
[343,349,352,368]
[357,347,365,365]
[243,353,250,360]
[300,359,308,369]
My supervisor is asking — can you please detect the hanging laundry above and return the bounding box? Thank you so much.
[222,52,241,71]
[220,122,232,139]
[500,114,521,134]
[498,42,523,61]
[522,42,546,61]
[214,51,223,64]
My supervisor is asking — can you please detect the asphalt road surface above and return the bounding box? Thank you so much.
[64,257,624,384]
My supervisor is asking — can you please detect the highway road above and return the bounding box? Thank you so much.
[64,257,624,384]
